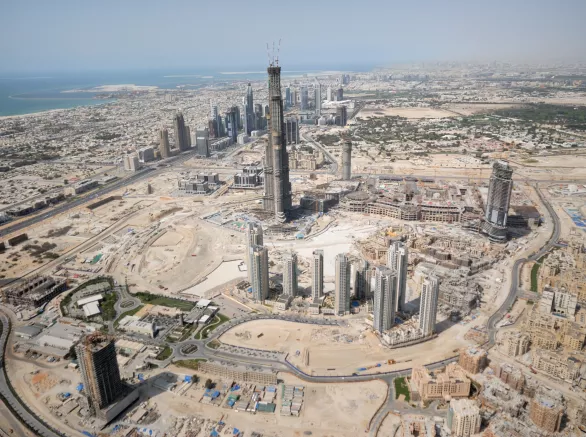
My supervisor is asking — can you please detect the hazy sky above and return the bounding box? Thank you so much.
[1,0,585,73]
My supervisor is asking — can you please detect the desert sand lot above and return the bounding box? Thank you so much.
[378,413,402,436]
[219,318,474,376]
[516,154,586,168]
[113,214,246,295]
[163,365,387,437]
[444,103,521,116]
[359,107,456,119]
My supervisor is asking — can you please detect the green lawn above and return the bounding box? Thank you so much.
[174,359,207,371]
[156,346,172,361]
[207,339,221,349]
[199,313,230,339]
[134,291,195,311]
[114,305,144,328]
[394,377,411,402]
[100,292,119,321]
[531,254,548,292]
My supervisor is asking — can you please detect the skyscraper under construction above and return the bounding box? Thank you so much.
[76,334,123,411]
[263,63,292,223]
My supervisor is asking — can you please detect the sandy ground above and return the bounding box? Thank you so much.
[0,398,36,436]
[182,260,246,297]
[160,365,388,437]
[358,107,456,119]
[378,413,402,436]
[5,351,86,437]
[219,318,475,376]
[444,103,522,116]
[271,221,380,277]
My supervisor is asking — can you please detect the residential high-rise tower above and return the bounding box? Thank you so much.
[250,245,269,303]
[354,259,370,300]
[159,128,170,158]
[312,250,324,300]
[246,223,263,283]
[282,251,298,297]
[373,266,397,333]
[335,253,351,315]
[387,241,408,312]
[419,274,440,336]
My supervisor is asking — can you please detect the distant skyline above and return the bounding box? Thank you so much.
[1,0,586,73]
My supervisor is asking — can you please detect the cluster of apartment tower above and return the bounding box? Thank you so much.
[246,223,441,337]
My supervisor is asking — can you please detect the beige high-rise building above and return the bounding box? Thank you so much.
[419,274,440,336]
[245,223,263,283]
[411,363,470,401]
[448,399,481,437]
[500,330,530,357]
[458,347,487,374]
[311,250,324,300]
[282,251,298,297]
[530,395,564,433]
[250,245,269,303]
[159,128,170,158]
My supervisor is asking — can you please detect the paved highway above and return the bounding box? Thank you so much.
[167,312,459,384]
[0,311,67,437]
[0,150,198,238]
[486,185,560,346]
[300,132,338,175]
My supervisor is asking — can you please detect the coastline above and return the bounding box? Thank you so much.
[0,99,115,120]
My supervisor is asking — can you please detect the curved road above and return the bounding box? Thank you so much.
[0,311,66,437]
[487,184,560,346]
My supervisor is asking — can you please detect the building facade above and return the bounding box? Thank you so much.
[483,160,513,241]
[335,253,351,315]
[373,266,396,333]
[411,363,471,401]
[419,274,440,336]
[312,250,324,300]
[458,347,487,374]
[195,127,210,157]
[448,399,481,437]
[244,83,254,135]
[159,128,170,158]
[342,140,352,180]
[250,245,269,303]
[173,112,189,152]
[530,395,564,433]
[263,64,292,222]
[76,334,124,411]
[246,223,264,283]
[282,251,298,297]
[387,240,408,311]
